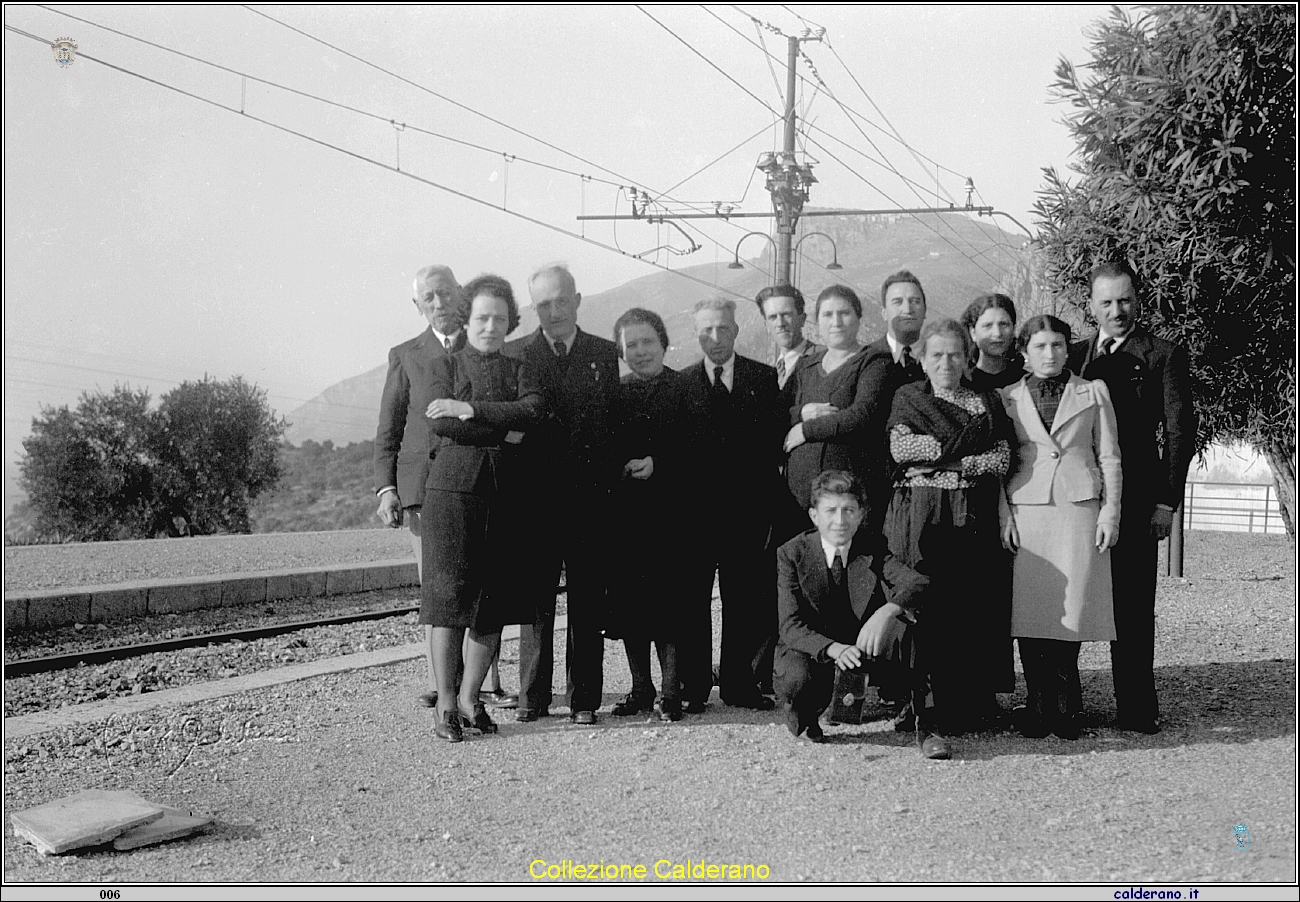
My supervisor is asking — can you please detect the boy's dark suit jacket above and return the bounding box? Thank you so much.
[776,529,929,662]
[373,327,467,506]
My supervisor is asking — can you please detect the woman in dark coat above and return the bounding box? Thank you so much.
[422,274,545,742]
[885,318,1014,736]
[782,285,892,510]
[961,292,1026,392]
[607,308,686,722]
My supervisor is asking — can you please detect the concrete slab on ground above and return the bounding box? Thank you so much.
[10,789,163,855]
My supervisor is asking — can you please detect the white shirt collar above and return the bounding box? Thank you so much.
[431,327,461,348]
[544,329,577,355]
[820,538,849,570]
[886,333,914,364]
[1098,332,1129,354]
[705,354,735,389]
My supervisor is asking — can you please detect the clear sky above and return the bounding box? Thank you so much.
[4,3,1126,485]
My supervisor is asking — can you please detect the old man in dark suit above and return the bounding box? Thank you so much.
[677,297,786,712]
[508,264,621,725]
[373,264,468,708]
[1068,260,1196,734]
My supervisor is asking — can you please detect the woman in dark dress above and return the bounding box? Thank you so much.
[607,308,686,722]
[961,292,1025,393]
[885,318,1014,736]
[782,285,892,509]
[422,275,544,742]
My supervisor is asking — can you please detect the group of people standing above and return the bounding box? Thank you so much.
[373,257,1195,758]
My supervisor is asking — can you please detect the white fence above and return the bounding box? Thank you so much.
[1183,481,1287,535]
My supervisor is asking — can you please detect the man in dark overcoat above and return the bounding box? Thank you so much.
[508,264,621,725]
[1068,260,1196,734]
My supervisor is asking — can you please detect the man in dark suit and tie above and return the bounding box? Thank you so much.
[509,264,621,725]
[757,285,819,391]
[855,270,928,521]
[374,264,469,708]
[775,470,946,758]
[1068,261,1196,734]
[677,297,786,711]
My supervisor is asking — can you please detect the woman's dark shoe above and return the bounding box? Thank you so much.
[462,705,499,735]
[435,710,464,743]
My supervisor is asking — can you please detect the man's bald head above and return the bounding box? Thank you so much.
[412,265,465,335]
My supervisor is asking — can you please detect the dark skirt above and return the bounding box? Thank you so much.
[884,482,1014,694]
[419,487,532,631]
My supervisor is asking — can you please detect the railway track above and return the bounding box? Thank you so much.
[3,604,419,678]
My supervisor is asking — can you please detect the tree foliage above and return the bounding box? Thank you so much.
[18,376,287,542]
[1033,4,1296,533]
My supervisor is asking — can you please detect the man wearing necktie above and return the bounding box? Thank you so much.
[774,470,937,754]
[1067,261,1196,734]
[756,285,819,390]
[374,264,472,708]
[506,264,621,725]
[676,298,787,711]
[855,270,929,523]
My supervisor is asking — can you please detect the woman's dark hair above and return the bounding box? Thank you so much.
[814,284,863,319]
[1017,314,1073,352]
[462,274,520,334]
[613,307,670,358]
[961,292,1018,332]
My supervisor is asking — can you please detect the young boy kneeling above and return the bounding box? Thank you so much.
[774,469,948,759]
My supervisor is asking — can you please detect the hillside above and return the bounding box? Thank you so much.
[283,212,1024,446]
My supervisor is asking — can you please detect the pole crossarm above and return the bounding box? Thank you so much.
[578,204,995,222]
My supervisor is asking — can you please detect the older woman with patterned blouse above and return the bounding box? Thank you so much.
[885,317,1014,736]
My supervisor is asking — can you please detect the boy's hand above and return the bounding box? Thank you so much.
[856,603,906,659]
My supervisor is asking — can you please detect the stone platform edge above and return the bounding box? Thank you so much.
[3,559,419,632]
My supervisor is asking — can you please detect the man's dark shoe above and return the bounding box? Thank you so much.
[434,710,463,743]
[918,732,951,760]
[804,720,826,743]
[1117,715,1160,735]
[725,695,775,712]
[612,693,655,717]
[1011,704,1050,739]
[480,689,519,710]
[1051,713,1082,741]
[515,708,542,723]
[656,700,682,723]
[681,700,709,715]
[571,710,598,725]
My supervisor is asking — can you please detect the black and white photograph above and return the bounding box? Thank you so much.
[3,4,1295,895]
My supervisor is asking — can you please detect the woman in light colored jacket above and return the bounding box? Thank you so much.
[1001,314,1121,740]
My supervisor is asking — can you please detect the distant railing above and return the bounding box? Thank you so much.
[1183,481,1285,536]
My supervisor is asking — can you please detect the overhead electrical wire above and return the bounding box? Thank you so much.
[241,3,853,288]
[4,23,764,307]
[23,8,771,286]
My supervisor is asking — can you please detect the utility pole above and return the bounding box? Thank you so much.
[576,27,1002,282]
[767,32,821,287]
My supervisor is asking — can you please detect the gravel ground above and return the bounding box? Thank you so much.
[2,589,423,718]
[3,531,1295,885]
[3,529,412,591]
